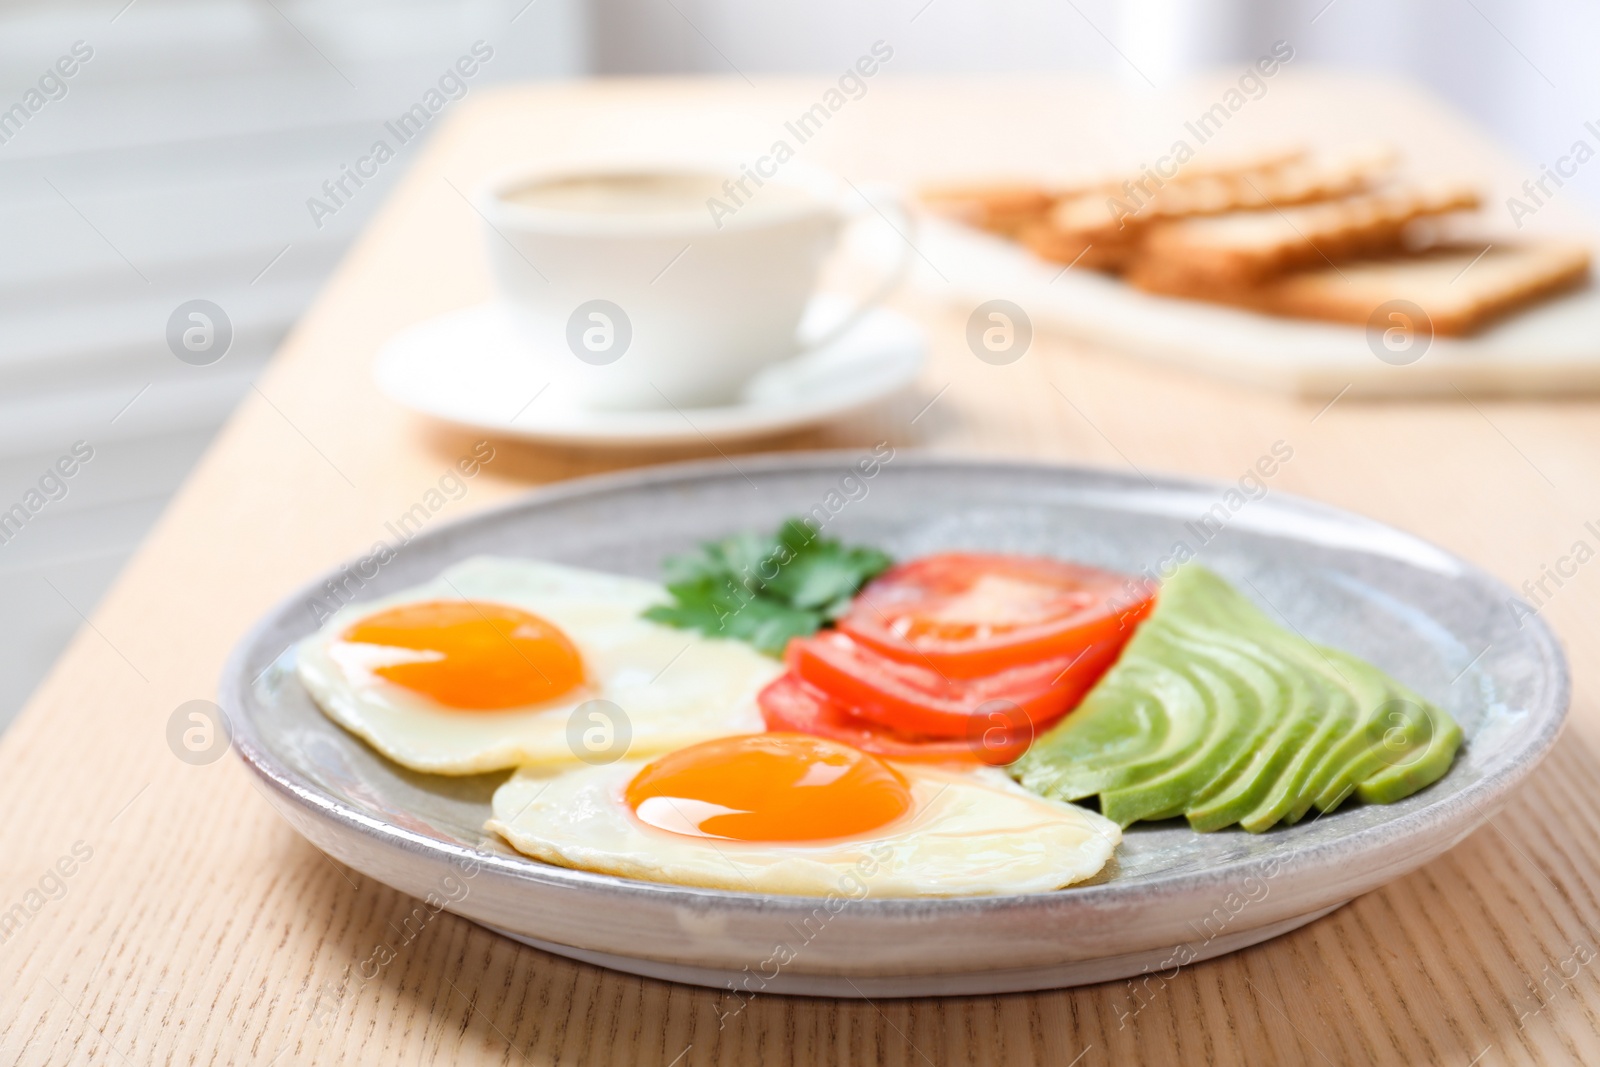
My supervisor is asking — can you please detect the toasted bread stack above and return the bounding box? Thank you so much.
[921,148,1591,336]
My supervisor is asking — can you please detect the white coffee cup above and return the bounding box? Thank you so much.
[476,161,912,410]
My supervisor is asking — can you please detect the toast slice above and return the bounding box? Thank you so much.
[1256,243,1592,335]
[1042,147,1392,250]
[1127,183,1481,289]
[1020,164,1302,273]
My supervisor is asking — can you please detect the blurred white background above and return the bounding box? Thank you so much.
[0,0,1592,729]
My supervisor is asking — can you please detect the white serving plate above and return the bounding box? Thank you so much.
[901,217,1600,398]
[220,454,1567,997]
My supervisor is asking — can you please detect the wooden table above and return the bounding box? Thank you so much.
[4,72,1600,1066]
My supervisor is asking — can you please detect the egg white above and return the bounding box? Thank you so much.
[486,760,1121,897]
[296,556,784,774]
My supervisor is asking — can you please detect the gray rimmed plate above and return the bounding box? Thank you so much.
[221,453,1568,998]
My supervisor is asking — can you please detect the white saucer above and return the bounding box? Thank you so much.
[373,301,925,447]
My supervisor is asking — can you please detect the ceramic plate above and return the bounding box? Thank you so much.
[890,218,1600,399]
[221,454,1568,997]
[372,301,924,447]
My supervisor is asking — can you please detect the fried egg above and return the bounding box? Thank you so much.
[296,557,784,774]
[486,733,1120,896]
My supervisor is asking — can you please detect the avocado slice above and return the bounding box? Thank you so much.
[1011,564,1462,833]
[1308,678,1462,816]
[1011,637,1205,801]
[1187,656,1317,833]
[1099,656,1255,825]
[1012,573,1258,805]
[1356,706,1463,804]
[1283,648,1397,823]
[1101,635,1285,826]
[1236,661,1356,832]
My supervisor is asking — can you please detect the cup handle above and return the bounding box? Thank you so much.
[795,182,917,354]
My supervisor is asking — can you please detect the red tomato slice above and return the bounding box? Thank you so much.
[787,629,1121,739]
[838,552,1153,679]
[757,673,1032,765]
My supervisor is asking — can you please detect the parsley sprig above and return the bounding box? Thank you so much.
[643,519,893,655]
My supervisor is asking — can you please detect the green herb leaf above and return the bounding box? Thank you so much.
[643,519,892,655]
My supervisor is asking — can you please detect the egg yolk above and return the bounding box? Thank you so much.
[341,601,584,710]
[625,733,913,843]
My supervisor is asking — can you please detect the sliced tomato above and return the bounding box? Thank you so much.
[838,552,1154,679]
[757,673,1032,765]
[787,629,1121,739]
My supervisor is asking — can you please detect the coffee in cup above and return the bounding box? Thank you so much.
[476,162,910,410]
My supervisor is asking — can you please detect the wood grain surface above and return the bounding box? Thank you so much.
[2,73,1600,1066]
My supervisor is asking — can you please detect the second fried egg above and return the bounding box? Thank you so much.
[487,733,1121,896]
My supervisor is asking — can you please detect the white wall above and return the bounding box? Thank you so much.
[590,0,1600,214]
[0,0,586,728]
